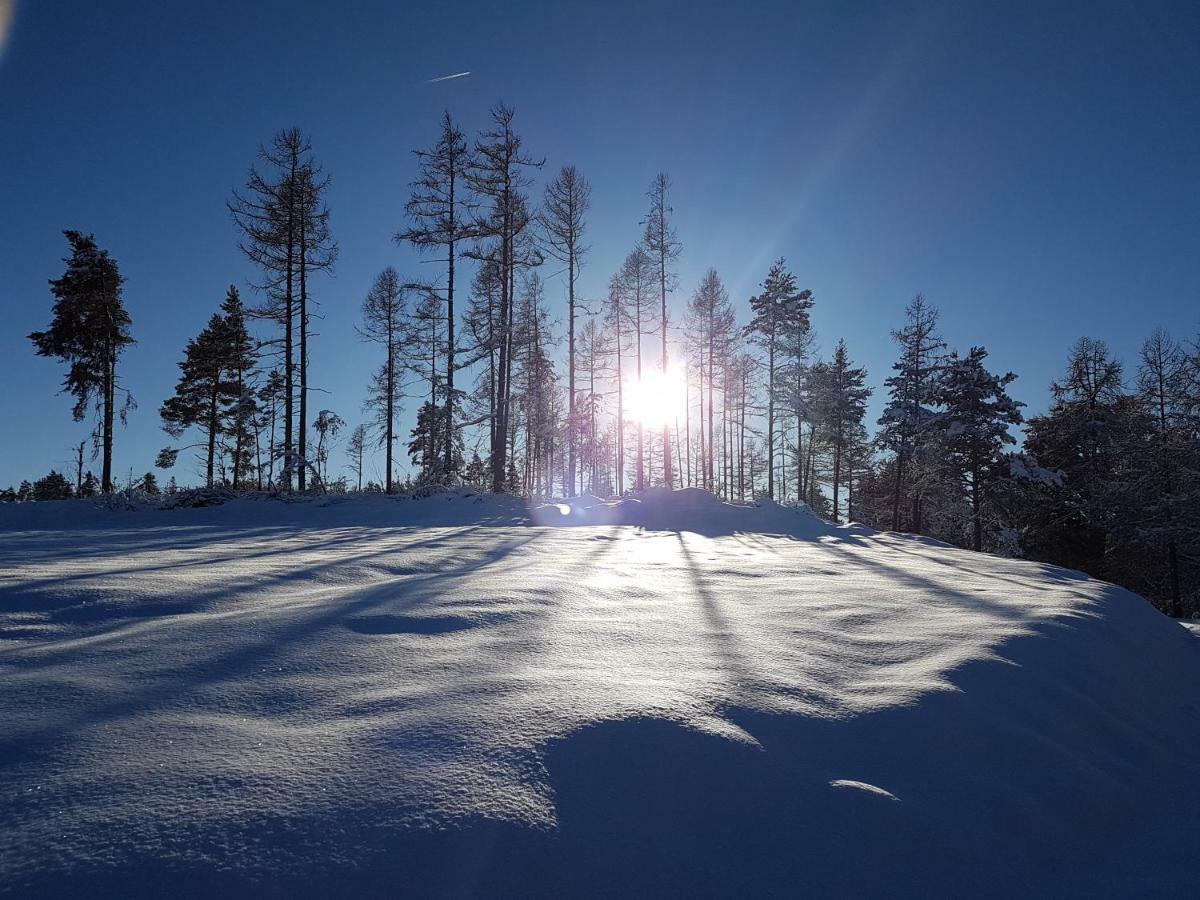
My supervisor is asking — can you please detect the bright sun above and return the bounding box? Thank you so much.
[627,367,686,429]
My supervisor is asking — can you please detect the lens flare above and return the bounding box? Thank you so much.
[626,366,686,429]
[0,1,14,59]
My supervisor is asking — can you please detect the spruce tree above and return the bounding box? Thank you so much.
[159,288,256,488]
[1023,338,1136,576]
[811,339,872,521]
[219,286,258,489]
[30,231,135,493]
[935,346,1023,551]
[32,470,73,501]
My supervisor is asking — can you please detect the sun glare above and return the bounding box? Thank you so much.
[626,367,686,429]
[0,1,14,59]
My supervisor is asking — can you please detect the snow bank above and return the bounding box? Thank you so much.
[530,486,835,536]
[1,490,1198,897]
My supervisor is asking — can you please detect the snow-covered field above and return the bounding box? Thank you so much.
[1,490,1198,898]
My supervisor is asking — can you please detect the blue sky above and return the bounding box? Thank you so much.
[2,0,1198,488]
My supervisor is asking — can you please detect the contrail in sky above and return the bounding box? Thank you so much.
[425,71,471,84]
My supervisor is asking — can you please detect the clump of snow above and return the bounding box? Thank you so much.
[1009,451,1064,487]
[1,489,1198,896]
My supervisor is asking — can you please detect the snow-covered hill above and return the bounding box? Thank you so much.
[1,490,1198,897]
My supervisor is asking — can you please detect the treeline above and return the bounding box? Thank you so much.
[12,104,1198,615]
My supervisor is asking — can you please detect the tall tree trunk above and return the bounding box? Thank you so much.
[206,379,218,488]
[685,372,692,487]
[385,334,395,493]
[444,178,457,477]
[283,207,295,492]
[299,237,308,492]
[660,261,671,489]
[616,314,625,494]
[766,340,775,498]
[832,424,843,521]
[971,466,982,552]
[567,252,577,495]
[700,326,710,489]
[891,441,906,531]
[102,350,115,493]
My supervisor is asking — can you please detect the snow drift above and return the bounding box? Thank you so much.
[1,490,1198,897]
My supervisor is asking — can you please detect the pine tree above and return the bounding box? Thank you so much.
[1023,338,1136,577]
[219,286,258,489]
[613,246,657,489]
[30,231,135,493]
[159,289,254,487]
[398,112,473,480]
[358,267,408,492]
[80,471,99,498]
[32,470,74,501]
[513,272,559,496]
[346,424,367,492]
[1134,330,1191,615]
[935,346,1023,551]
[294,135,336,491]
[641,173,681,488]
[879,295,945,532]
[746,259,814,499]
[541,165,591,496]
[312,410,345,487]
[686,269,736,492]
[257,369,286,489]
[409,402,464,482]
[605,271,629,493]
[140,471,160,496]
[406,288,447,475]
[230,129,336,491]
[463,452,488,489]
[576,316,609,494]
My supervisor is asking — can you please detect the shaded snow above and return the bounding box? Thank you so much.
[1,490,1198,897]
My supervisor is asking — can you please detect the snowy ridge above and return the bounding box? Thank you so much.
[1,490,1199,897]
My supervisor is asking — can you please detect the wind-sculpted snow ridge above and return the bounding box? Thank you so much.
[1,490,1199,897]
